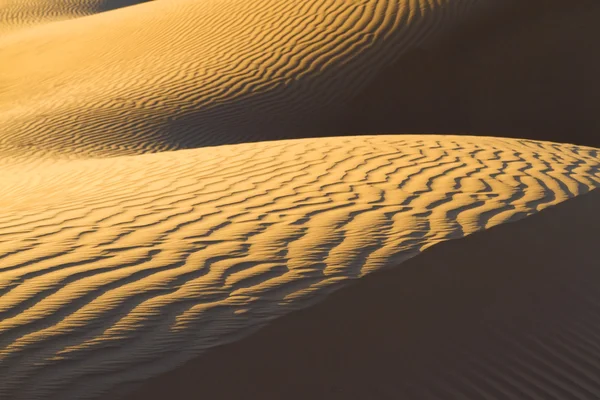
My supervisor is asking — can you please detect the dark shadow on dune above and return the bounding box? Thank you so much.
[340,0,600,148]
[111,189,600,400]
[97,0,153,13]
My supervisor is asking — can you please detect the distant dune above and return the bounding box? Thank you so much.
[343,0,600,147]
[1,0,599,399]
[0,0,150,37]
[116,188,600,400]
[0,0,510,157]
[2,1,599,155]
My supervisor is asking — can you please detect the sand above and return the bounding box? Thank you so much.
[0,0,149,37]
[115,187,600,400]
[1,135,599,399]
[1,0,509,157]
[1,0,599,399]
[3,1,599,155]
[343,0,600,148]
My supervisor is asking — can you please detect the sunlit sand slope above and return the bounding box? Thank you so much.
[0,0,149,37]
[343,0,600,147]
[0,0,505,157]
[1,135,599,400]
[119,188,600,400]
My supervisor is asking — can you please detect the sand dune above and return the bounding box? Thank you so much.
[0,0,506,158]
[0,135,599,399]
[343,0,600,147]
[2,0,600,399]
[2,1,598,155]
[0,0,149,37]
[116,188,600,400]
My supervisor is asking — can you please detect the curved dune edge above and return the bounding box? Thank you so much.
[0,135,599,399]
[112,188,600,400]
[0,0,507,158]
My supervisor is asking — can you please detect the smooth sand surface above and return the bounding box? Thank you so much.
[343,0,600,148]
[2,0,600,399]
[0,135,599,399]
[114,188,600,400]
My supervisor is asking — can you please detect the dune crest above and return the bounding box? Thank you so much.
[0,135,598,399]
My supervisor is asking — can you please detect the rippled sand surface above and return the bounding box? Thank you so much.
[1,135,599,399]
[1,0,599,399]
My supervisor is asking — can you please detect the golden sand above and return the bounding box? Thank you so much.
[1,0,599,398]
[1,135,599,399]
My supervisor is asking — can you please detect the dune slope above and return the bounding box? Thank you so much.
[2,0,598,154]
[0,135,599,399]
[343,0,600,147]
[0,0,506,158]
[2,0,600,398]
[116,188,600,400]
[0,0,150,37]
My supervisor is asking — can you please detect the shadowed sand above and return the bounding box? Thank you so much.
[342,0,600,148]
[114,188,600,400]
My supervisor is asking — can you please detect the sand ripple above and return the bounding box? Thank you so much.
[0,0,505,158]
[0,0,150,37]
[2,0,600,398]
[0,135,598,399]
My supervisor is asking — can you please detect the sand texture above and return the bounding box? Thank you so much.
[343,0,600,147]
[0,0,149,37]
[2,0,600,398]
[1,135,599,399]
[118,188,600,400]
[1,0,506,158]
[3,1,599,154]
